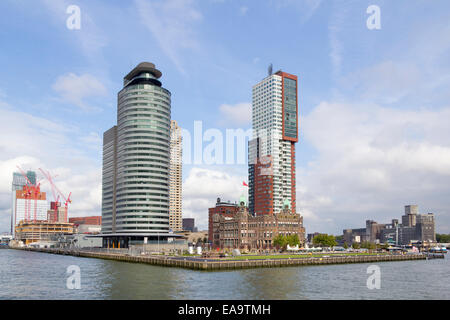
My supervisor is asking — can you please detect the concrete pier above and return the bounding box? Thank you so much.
[10,247,445,271]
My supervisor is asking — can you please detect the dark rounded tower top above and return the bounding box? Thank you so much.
[124,62,162,80]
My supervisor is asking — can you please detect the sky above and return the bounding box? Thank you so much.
[1,0,450,235]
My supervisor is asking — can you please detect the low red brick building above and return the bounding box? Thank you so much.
[69,216,102,226]
[208,198,240,243]
[211,201,305,250]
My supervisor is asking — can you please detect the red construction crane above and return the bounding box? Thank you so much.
[39,168,60,222]
[39,168,72,223]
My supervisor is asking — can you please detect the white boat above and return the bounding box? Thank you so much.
[429,246,447,253]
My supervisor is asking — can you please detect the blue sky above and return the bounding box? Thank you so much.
[1,0,450,234]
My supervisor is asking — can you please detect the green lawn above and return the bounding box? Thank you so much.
[223,252,389,260]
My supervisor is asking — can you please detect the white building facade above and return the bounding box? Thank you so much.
[11,171,37,236]
[15,198,48,224]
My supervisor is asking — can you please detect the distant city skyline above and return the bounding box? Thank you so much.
[1,1,450,235]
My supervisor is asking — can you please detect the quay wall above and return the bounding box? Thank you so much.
[10,247,444,271]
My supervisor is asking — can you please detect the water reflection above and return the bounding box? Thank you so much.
[1,250,449,300]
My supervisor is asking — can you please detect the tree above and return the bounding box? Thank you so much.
[287,234,300,246]
[343,242,349,249]
[312,234,337,248]
[273,234,301,251]
[273,235,288,250]
[436,234,450,243]
[360,241,376,251]
[352,242,361,249]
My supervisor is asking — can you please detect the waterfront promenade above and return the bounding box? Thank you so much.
[11,247,444,271]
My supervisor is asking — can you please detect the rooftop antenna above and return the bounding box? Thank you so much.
[268,63,273,76]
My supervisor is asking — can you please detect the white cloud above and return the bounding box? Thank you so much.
[333,3,450,107]
[239,6,248,16]
[218,102,252,127]
[273,0,322,24]
[135,0,202,74]
[297,101,450,234]
[338,57,450,108]
[327,0,351,79]
[79,132,102,151]
[0,103,101,232]
[0,157,41,194]
[183,167,246,229]
[52,73,107,111]
[339,61,421,104]
[40,0,108,63]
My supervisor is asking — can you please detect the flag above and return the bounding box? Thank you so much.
[243,181,248,187]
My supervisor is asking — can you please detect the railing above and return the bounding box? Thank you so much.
[129,240,186,245]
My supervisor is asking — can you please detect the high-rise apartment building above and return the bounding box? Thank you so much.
[169,120,182,231]
[14,186,48,225]
[248,70,298,216]
[11,171,37,236]
[101,62,174,248]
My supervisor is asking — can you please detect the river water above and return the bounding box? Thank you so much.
[0,249,448,300]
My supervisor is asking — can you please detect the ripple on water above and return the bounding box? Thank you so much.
[1,250,448,299]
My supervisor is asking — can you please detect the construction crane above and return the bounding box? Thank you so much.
[39,168,72,223]
[39,168,60,222]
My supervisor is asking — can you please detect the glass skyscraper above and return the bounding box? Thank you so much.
[101,62,173,247]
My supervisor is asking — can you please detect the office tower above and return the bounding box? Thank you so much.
[102,126,117,233]
[182,218,195,232]
[101,62,172,246]
[169,120,182,231]
[248,70,298,216]
[11,171,36,236]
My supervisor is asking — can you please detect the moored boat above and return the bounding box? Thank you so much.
[429,246,447,254]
